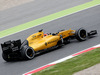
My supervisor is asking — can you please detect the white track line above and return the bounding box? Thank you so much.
[23,44,100,75]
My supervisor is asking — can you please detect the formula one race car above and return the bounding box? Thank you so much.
[1,28,97,61]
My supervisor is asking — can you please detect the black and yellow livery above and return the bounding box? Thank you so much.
[1,28,97,61]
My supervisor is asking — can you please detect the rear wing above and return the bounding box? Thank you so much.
[1,39,21,53]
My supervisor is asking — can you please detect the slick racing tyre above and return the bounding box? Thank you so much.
[21,45,35,60]
[2,53,12,62]
[75,28,88,41]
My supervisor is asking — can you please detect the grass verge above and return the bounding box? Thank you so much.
[32,48,100,75]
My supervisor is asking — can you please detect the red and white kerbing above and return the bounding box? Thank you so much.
[23,44,100,75]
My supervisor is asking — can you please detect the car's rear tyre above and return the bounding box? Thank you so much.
[75,28,87,41]
[21,45,35,60]
[2,53,12,62]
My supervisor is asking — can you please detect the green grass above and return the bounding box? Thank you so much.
[0,0,100,38]
[32,48,100,75]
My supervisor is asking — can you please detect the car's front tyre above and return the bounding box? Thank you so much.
[75,28,88,41]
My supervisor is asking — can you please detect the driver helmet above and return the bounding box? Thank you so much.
[44,33,50,36]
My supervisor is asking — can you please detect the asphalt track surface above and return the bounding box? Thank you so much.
[0,5,100,75]
[0,0,91,31]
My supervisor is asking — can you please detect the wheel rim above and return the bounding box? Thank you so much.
[26,48,34,58]
[80,30,87,38]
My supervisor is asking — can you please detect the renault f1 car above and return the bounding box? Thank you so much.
[1,28,97,61]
